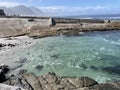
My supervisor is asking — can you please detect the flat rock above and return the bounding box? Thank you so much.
[23,73,43,90]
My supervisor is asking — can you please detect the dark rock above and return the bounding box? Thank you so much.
[18,69,27,75]
[28,18,34,22]
[83,77,98,87]
[7,44,15,47]
[0,9,6,16]
[90,65,98,71]
[101,66,120,75]
[50,54,60,59]
[0,73,6,83]
[0,65,10,74]
[0,43,5,47]
[4,75,33,90]
[79,64,88,69]
[35,65,43,71]
[12,64,23,71]
[0,65,10,83]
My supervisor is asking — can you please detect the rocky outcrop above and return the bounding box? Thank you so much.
[0,9,6,16]
[1,71,120,90]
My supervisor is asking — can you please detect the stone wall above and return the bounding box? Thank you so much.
[0,17,51,37]
[53,17,105,24]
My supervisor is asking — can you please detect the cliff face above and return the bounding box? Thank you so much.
[0,9,6,16]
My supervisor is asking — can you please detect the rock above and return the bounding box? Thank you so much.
[83,77,98,87]
[73,87,90,90]
[7,44,15,47]
[4,75,33,90]
[50,54,60,59]
[23,73,43,90]
[90,83,120,90]
[42,72,59,83]
[2,71,120,90]
[90,65,98,71]
[101,66,120,74]
[0,43,5,47]
[12,64,23,71]
[0,73,6,83]
[0,65,10,74]
[79,64,88,69]
[35,65,43,71]
[18,69,27,75]
[60,78,76,90]
[0,65,10,83]
[66,77,98,88]
[0,9,6,16]
[0,84,25,90]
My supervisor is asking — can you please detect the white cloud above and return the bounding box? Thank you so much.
[0,1,22,7]
[39,5,110,15]
[39,5,109,11]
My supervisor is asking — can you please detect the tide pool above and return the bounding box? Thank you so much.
[2,31,120,83]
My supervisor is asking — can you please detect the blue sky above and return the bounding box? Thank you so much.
[0,0,120,15]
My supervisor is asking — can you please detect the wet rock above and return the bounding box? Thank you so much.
[12,64,23,71]
[18,69,27,75]
[0,65,10,74]
[50,54,60,59]
[79,64,88,69]
[7,44,15,47]
[35,65,43,71]
[0,73,6,83]
[90,65,98,71]
[0,43,6,47]
[4,75,33,90]
[19,57,28,63]
[0,65,10,83]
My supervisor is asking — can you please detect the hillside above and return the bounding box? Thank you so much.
[0,5,44,16]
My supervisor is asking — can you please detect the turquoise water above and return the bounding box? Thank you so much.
[11,31,120,83]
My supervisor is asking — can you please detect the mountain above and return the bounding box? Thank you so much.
[0,5,44,16]
[30,7,45,16]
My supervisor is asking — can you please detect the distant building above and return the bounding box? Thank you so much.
[0,9,6,16]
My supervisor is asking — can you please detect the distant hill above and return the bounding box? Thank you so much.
[0,5,44,16]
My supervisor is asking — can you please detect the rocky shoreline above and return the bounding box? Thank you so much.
[0,17,120,90]
[0,65,119,90]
